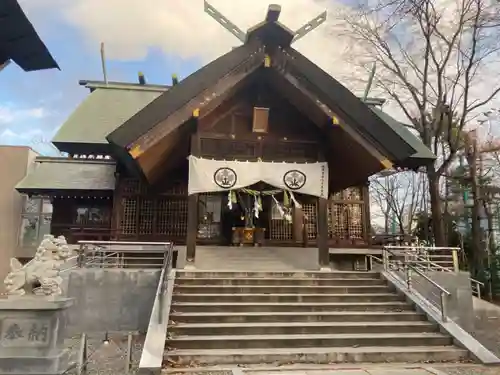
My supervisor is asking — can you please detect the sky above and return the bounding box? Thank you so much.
[0,0,360,155]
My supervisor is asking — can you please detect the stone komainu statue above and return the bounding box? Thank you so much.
[4,235,72,296]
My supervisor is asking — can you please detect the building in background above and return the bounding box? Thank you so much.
[0,146,54,287]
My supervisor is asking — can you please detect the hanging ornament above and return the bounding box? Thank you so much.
[227,190,233,210]
[283,190,289,207]
[257,195,263,211]
[272,195,285,218]
[289,191,302,208]
[253,196,261,219]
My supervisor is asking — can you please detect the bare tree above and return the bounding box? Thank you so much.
[340,0,500,245]
[370,171,426,234]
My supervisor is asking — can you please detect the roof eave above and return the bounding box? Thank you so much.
[2,0,59,72]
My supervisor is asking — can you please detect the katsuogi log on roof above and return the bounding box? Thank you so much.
[0,0,59,71]
[106,4,435,186]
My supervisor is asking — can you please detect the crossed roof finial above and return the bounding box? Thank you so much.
[204,1,327,44]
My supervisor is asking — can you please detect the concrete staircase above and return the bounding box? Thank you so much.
[165,270,469,366]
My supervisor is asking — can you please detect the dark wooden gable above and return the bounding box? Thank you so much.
[106,10,435,186]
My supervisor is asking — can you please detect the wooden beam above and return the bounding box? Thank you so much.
[128,51,265,158]
[186,134,200,263]
[279,70,393,170]
[136,74,254,182]
[317,197,329,268]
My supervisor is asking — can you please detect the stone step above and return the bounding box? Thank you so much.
[165,346,469,365]
[168,321,438,336]
[172,293,403,303]
[174,285,392,294]
[171,301,413,313]
[169,311,427,324]
[176,271,381,279]
[165,332,453,350]
[176,277,387,286]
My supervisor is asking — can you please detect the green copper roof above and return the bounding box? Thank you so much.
[370,107,435,161]
[16,157,116,192]
[52,87,163,145]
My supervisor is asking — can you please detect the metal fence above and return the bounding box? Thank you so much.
[76,241,176,269]
[383,245,484,298]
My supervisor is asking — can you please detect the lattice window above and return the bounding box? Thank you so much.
[122,179,140,194]
[345,187,362,200]
[331,187,362,200]
[328,203,364,240]
[328,204,346,239]
[155,198,188,237]
[163,181,188,196]
[302,202,318,240]
[262,142,318,162]
[348,203,364,239]
[198,193,222,239]
[139,199,154,235]
[121,198,137,235]
[200,138,258,159]
[270,201,293,240]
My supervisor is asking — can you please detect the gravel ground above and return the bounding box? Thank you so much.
[64,333,144,375]
[437,365,500,375]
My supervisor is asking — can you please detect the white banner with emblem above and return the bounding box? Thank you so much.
[188,155,328,198]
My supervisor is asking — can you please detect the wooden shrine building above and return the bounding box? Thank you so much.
[16,5,435,267]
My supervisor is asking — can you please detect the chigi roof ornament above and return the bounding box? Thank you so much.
[204,1,327,44]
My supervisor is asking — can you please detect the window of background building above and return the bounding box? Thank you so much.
[19,196,53,248]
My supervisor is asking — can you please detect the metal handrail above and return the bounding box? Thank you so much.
[76,240,173,269]
[408,265,451,322]
[410,253,485,295]
[386,248,484,299]
[381,247,452,322]
[385,245,461,251]
[157,243,174,324]
[409,265,451,296]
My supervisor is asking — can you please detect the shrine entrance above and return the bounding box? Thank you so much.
[196,183,318,247]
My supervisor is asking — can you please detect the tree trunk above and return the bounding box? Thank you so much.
[427,170,446,246]
[469,156,484,278]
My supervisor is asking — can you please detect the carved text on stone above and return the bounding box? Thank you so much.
[0,318,50,347]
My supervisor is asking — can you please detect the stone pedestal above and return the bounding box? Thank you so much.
[0,297,73,375]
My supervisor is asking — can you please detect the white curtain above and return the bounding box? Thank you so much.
[188,155,328,198]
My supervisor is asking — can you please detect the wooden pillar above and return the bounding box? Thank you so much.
[110,172,121,240]
[292,206,304,243]
[361,181,371,246]
[186,132,200,263]
[317,197,329,268]
[186,193,198,262]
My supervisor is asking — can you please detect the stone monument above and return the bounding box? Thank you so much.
[0,235,74,374]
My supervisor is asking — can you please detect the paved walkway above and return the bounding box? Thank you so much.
[241,367,450,375]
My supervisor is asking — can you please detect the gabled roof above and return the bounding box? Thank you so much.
[101,6,435,186]
[52,86,163,153]
[16,157,116,194]
[370,107,435,165]
[108,41,265,149]
[0,0,59,71]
